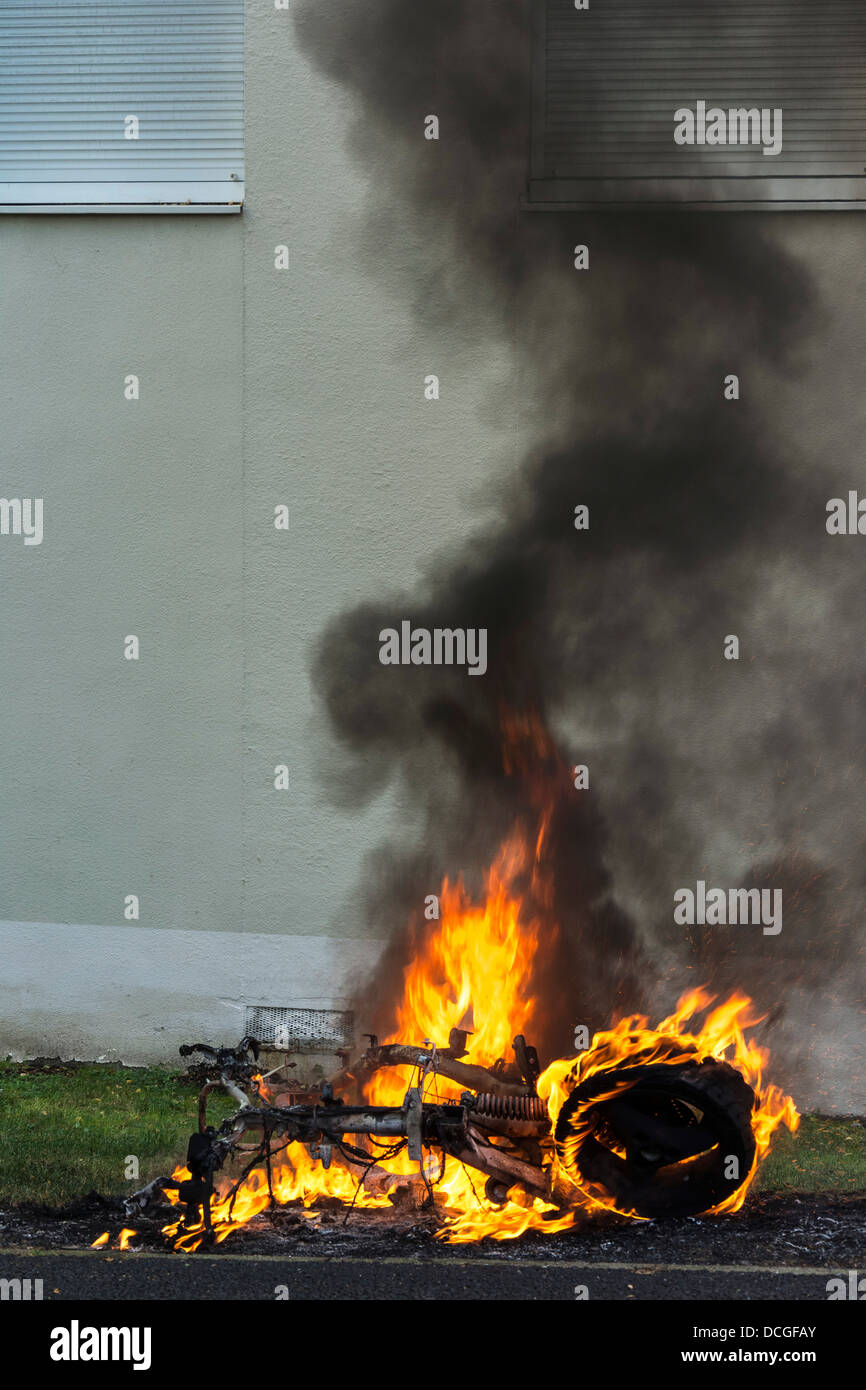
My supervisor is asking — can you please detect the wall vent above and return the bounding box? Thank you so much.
[243,1005,354,1053]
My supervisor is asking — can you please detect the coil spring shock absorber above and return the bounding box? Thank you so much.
[473,1093,548,1121]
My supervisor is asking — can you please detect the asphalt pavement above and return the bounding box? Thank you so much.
[0,1248,847,1300]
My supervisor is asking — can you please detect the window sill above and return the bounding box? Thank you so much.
[0,181,244,213]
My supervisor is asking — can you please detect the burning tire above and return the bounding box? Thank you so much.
[554,1058,757,1218]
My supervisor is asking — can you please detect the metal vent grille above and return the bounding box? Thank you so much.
[243,1006,354,1053]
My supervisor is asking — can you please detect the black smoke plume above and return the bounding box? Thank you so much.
[294,1,864,1105]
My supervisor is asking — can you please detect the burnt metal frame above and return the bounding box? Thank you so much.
[125,1034,554,1232]
[125,1033,757,1236]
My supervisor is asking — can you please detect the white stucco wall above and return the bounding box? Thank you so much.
[0,921,385,1064]
[0,4,510,1060]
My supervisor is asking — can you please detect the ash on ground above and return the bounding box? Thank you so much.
[1,1192,863,1267]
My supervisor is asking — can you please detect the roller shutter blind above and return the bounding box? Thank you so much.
[0,0,243,212]
[528,0,866,209]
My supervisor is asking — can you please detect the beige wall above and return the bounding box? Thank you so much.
[0,4,513,1060]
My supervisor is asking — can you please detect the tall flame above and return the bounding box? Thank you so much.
[368,828,543,1103]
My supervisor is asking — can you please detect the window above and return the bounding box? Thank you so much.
[0,0,243,213]
[527,0,866,210]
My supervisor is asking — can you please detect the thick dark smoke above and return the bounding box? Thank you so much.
[294,2,864,1106]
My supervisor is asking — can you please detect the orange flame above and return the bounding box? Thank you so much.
[97,713,798,1249]
[154,824,552,1250]
[147,845,796,1250]
[536,987,799,1226]
[369,829,543,1102]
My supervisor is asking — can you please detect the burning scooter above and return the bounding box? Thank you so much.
[121,990,795,1249]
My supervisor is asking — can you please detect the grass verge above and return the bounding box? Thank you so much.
[0,1062,863,1208]
[754,1115,866,1194]
[0,1062,235,1207]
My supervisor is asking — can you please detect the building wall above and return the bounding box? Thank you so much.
[7,7,860,1087]
[0,4,510,1062]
